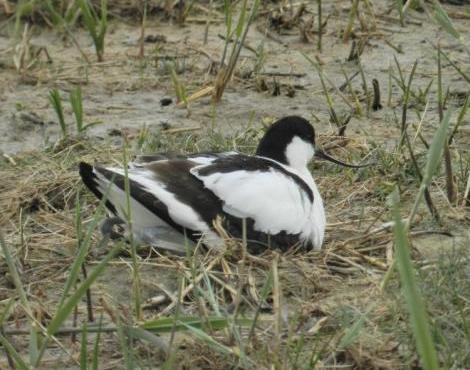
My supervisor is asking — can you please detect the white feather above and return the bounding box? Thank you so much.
[188,151,238,165]
[192,160,326,250]
[284,136,315,171]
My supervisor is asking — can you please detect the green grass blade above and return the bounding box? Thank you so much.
[92,315,103,370]
[70,86,84,132]
[126,327,169,353]
[49,89,68,139]
[223,0,232,34]
[77,0,106,61]
[46,0,66,26]
[234,0,247,38]
[409,109,452,223]
[58,178,118,314]
[396,0,405,26]
[339,305,375,350]
[431,0,460,40]
[80,322,88,370]
[179,321,235,356]
[70,86,85,133]
[449,94,469,143]
[57,236,107,311]
[0,333,31,370]
[437,47,470,84]
[421,110,453,188]
[391,188,440,370]
[248,269,272,340]
[393,54,406,90]
[116,318,133,370]
[0,298,15,325]
[98,0,107,46]
[47,241,118,336]
[28,325,39,365]
[431,0,470,57]
[0,233,33,317]
[220,0,233,66]
[14,0,35,35]
[64,1,81,26]
[168,65,188,106]
[77,0,98,41]
[0,231,40,366]
[141,316,251,333]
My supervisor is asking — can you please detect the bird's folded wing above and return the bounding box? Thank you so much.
[133,151,239,166]
[191,158,313,236]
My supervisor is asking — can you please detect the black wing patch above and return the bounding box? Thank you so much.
[143,160,223,225]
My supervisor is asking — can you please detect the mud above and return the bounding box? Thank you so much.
[0,1,468,154]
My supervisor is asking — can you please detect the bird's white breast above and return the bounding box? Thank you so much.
[293,167,326,250]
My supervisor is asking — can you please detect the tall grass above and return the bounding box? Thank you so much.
[387,109,453,370]
[391,189,440,370]
[343,0,360,42]
[408,110,452,223]
[431,0,470,57]
[49,89,68,139]
[392,57,438,219]
[70,87,84,132]
[77,0,107,62]
[45,0,91,63]
[396,0,405,26]
[437,44,455,204]
[70,86,100,133]
[49,87,99,139]
[213,0,260,102]
[169,66,188,107]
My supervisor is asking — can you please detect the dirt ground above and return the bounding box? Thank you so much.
[0,0,469,369]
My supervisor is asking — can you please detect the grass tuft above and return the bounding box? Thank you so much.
[49,88,68,139]
[77,0,107,62]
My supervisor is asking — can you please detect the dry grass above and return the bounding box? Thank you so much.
[1,125,468,368]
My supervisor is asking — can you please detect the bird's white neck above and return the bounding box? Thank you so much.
[285,136,315,173]
[285,154,326,251]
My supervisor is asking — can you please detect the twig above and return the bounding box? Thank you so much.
[372,78,382,111]
[317,0,322,51]
[217,33,258,55]
[82,264,94,322]
[339,71,360,91]
[258,71,306,77]
[384,38,403,54]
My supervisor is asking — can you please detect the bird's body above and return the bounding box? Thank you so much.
[79,116,364,254]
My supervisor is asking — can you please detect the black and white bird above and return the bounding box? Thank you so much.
[79,116,366,254]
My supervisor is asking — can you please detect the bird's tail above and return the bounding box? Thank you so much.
[79,162,119,215]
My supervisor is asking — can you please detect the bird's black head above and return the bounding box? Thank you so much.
[256,116,316,168]
[256,115,373,170]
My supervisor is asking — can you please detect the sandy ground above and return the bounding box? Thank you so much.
[0,1,468,154]
[0,0,469,369]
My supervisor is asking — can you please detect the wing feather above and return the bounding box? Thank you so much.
[191,156,313,236]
